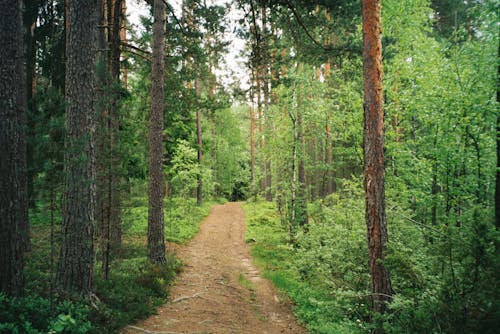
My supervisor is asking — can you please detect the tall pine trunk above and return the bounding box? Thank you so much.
[0,0,27,297]
[96,0,111,279]
[495,26,499,229]
[110,0,122,251]
[196,102,203,206]
[57,0,97,296]
[362,0,393,315]
[148,0,167,264]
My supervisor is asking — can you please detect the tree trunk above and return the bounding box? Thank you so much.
[148,0,167,264]
[0,0,27,297]
[495,26,500,229]
[196,80,203,206]
[120,0,128,89]
[362,0,392,316]
[110,0,122,250]
[297,108,308,227]
[325,122,334,195]
[250,105,255,184]
[57,0,97,296]
[96,0,110,279]
[24,0,38,211]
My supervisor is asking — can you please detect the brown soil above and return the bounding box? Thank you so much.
[122,202,306,334]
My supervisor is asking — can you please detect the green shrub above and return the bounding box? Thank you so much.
[0,293,93,334]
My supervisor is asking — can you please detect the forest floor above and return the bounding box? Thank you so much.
[122,202,305,334]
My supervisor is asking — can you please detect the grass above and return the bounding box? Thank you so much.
[242,200,366,334]
[12,192,214,333]
[122,195,214,243]
[238,273,254,290]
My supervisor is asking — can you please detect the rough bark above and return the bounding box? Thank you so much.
[0,0,27,297]
[148,0,167,264]
[97,0,122,278]
[57,0,97,296]
[24,0,39,212]
[362,0,393,315]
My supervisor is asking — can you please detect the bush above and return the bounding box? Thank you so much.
[0,293,93,334]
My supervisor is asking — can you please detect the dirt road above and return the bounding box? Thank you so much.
[123,202,305,334]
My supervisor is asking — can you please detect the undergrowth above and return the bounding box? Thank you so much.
[243,199,370,334]
[243,190,499,333]
[3,191,213,333]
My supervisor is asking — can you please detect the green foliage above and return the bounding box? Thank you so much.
[92,256,180,331]
[243,199,370,334]
[121,191,213,244]
[164,197,213,243]
[245,189,500,333]
[0,294,93,334]
[20,183,212,333]
[169,139,213,199]
[209,107,250,200]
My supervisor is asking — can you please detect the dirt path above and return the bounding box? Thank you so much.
[123,202,305,334]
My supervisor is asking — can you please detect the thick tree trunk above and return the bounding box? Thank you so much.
[0,0,27,297]
[148,0,167,264]
[57,0,97,296]
[362,0,393,315]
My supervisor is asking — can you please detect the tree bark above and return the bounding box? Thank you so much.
[196,81,203,206]
[362,0,392,315]
[325,122,335,195]
[296,108,308,227]
[57,0,97,296]
[24,0,39,212]
[96,0,110,279]
[110,0,122,250]
[0,0,27,297]
[120,0,128,89]
[495,25,500,229]
[250,105,255,184]
[148,0,167,264]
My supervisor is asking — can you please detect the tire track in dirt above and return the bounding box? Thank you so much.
[122,202,305,334]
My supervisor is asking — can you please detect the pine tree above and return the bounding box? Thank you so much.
[56,0,97,296]
[362,0,393,315]
[0,0,28,297]
[148,0,167,264]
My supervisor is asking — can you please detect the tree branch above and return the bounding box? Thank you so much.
[121,43,152,63]
[140,0,188,36]
[162,0,188,36]
[284,0,359,56]
[121,42,150,55]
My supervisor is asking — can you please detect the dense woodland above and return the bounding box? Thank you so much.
[0,0,499,333]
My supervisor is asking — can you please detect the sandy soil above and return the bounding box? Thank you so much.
[122,202,305,334]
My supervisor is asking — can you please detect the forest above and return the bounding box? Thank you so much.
[0,0,499,333]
